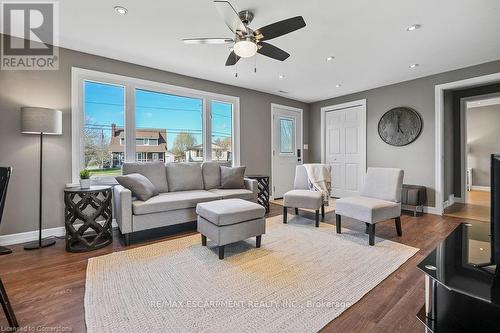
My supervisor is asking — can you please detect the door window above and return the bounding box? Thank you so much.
[279,117,295,155]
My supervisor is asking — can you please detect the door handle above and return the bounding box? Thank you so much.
[297,149,301,162]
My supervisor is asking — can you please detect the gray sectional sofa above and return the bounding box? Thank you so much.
[113,161,258,244]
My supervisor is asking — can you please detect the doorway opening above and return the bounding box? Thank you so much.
[444,95,500,222]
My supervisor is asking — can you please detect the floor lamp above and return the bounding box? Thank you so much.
[21,107,62,250]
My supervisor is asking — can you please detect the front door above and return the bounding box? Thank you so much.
[325,104,365,197]
[272,105,303,198]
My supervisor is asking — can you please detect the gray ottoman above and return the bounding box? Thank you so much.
[196,198,266,259]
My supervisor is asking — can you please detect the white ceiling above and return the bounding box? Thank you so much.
[14,0,500,102]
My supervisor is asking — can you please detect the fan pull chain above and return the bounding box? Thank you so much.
[235,63,238,78]
[254,56,257,73]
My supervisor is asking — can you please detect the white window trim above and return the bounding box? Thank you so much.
[71,67,240,184]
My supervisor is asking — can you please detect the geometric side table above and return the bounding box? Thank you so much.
[245,175,270,213]
[63,186,113,252]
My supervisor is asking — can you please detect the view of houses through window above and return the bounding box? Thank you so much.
[83,81,234,177]
[83,81,125,177]
[211,101,233,163]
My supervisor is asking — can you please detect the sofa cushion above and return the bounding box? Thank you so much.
[122,162,168,193]
[208,188,255,201]
[166,162,203,192]
[116,173,159,201]
[196,198,265,226]
[202,162,221,190]
[283,189,322,210]
[220,166,246,189]
[335,196,401,224]
[132,190,220,215]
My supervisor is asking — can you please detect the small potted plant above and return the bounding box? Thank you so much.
[79,169,91,189]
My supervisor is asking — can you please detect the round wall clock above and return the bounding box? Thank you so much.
[378,107,422,146]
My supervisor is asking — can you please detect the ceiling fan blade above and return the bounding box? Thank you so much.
[213,1,246,34]
[257,42,290,61]
[183,38,234,44]
[254,16,306,41]
[225,51,240,66]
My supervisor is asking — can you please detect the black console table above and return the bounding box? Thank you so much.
[245,175,270,213]
[417,222,500,332]
[64,186,113,252]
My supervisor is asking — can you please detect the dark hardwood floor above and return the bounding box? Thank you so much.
[0,203,463,332]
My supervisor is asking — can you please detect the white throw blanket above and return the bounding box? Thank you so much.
[303,164,331,206]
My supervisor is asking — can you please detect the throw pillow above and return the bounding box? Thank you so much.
[202,162,222,190]
[116,173,159,201]
[122,162,168,193]
[220,166,246,189]
[166,162,204,192]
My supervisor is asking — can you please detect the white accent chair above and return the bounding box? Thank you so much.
[335,167,404,245]
[282,165,330,227]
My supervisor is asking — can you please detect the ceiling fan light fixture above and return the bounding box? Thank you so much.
[406,24,421,31]
[234,39,257,58]
[114,6,128,15]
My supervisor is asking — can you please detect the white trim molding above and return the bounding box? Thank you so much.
[423,206,443,216]
[0,221,118,246]
[71,67,241,183]
[434,71,500,215]
[471,185,491,192]
[270,103,304,199]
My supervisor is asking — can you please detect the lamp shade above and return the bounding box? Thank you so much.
[21,107,62,135]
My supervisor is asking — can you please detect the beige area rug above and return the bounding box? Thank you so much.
[272,198,336,213]
[85,215,418,333]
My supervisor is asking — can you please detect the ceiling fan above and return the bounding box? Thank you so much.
[183,1,306,66]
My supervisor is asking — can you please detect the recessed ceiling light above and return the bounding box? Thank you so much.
[279,74,285,79]
[409,63,419,69]
[114,6,128,15]
[406,24,421,31]
[335,84,342,88]
[326,56,335,62]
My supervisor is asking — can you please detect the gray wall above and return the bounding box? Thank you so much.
[0,44,309,235]
[309,60,500,207]
[467,104,500,187]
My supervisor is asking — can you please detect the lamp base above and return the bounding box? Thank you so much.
[24,238,56,250]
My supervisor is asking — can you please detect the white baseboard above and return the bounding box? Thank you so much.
[443,194,455,209]
[0,221,118,246]
[471,186,490,192]
[423,206,442,215]
[454,197,465,204]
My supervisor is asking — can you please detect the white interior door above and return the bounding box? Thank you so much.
[272,105,303,198]
[325,104,365,198]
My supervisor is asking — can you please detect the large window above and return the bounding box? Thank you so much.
[83,81,125,177]
[211,101,233,163]
[136,89,203,163]
[72,68,239,183]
